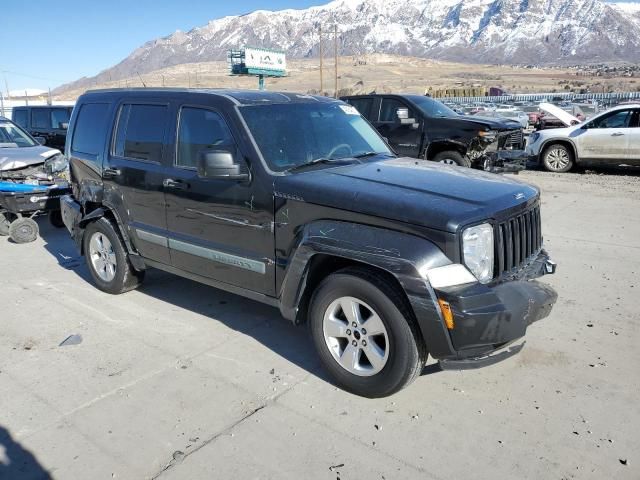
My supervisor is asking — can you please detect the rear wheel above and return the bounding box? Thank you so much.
[83,218,144,294]
[542,144,574,173]
[309,267,426,398]
[432,151,471,168]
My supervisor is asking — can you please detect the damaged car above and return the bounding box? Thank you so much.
[526,103,640,172]
[342,94,527,172]
[60,89,557,398]
[0,116,70,242]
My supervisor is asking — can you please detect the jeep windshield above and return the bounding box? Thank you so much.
[0,121,38,148]
[240,102,393,172]
[406,95,459,119]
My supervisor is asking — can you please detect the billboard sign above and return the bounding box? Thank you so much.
[244,47,286,74]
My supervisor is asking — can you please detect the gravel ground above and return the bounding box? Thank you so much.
[0,169,638,480]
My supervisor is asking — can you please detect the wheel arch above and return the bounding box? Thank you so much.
[425,140,468,160]
[278,220,458,359]
[540,138,578,165]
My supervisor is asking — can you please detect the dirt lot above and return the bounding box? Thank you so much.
[54,53,640,100]
[0,169,639,479]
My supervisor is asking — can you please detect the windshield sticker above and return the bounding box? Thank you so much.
[340,105,360,116]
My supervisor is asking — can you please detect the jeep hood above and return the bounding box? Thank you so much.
[0,146,61,171]
[274,158,539,233]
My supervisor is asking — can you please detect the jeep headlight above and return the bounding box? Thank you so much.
[462,223,494,283]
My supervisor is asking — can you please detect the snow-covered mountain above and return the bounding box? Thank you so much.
[57,0,640,92]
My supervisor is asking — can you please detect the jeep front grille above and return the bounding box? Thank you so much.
[495,204,542,277]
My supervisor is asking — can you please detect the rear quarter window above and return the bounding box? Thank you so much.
[31,109,50,129]
[71,103,111,156]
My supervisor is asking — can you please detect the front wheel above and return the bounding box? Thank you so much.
[431,151,471,168]
[83,218,144,294]
[542,144,574,173]
[309,267,426,398]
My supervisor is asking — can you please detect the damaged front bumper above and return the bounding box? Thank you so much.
[434,250,557,369]
[482,149,528,174]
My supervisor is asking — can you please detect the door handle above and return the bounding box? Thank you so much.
[611,132,625,137]
[163,178,188,190]
[103,168,121,178]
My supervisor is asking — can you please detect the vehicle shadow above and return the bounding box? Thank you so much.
[0,425,52,480]
[38,221,442,385]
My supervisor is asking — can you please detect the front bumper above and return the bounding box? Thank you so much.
[483,150,528,173]
[434,251,557,366]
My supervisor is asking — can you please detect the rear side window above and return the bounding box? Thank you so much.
[12,110,28,127]
[51,108,71,129]
[347,98,374,120]
[71,103,110,156]
[31,109,50,129]
[176,107,234,168]
[114,104,168,162]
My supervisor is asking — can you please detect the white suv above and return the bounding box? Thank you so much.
[526,104,640,172]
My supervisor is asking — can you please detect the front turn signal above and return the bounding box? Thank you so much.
[438,299,455,330]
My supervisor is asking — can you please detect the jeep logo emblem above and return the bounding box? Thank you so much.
[514,193,525,200]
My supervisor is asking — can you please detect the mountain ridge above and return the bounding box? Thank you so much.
[55,0,640,94]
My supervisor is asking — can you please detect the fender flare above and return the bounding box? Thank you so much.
[278,220,458,359]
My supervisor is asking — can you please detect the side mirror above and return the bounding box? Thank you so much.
[396,107,417,126]
[60,122,69,130]
[197,148,249,181]
[35,136,47,145]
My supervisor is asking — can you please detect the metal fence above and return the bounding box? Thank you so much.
[443,91,640,104]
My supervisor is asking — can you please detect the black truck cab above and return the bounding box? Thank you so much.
[60,88,557,398]
[342,94,527,172]
[12,105,73,150]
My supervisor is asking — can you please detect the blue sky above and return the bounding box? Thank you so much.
[0,0,637,92]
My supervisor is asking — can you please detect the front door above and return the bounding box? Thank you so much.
[373,98,422,157]
[164,105,275,296]
[103,100,172,264]
[577,108,634,162]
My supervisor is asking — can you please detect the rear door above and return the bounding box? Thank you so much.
[104,100,172,264]
[164,102,274,295]
[373,97,422,157]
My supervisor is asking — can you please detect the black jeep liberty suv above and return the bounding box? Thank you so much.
[60,89,557,398]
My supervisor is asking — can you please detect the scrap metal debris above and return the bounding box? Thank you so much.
[59,334,82,347]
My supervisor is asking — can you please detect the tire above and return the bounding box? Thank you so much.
[0,212,16,236]
[9,217,39,244]
[49,210,65,228]
[309,267,427,398]
[542,143,574,173]
[431,151,471,168]
[83,217,145,294]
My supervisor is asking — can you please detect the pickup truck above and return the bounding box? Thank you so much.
[341,94,527,172]
[60,88,557,397]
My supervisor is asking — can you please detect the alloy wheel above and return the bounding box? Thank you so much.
[322,296,390,376]
[89,232,117,282]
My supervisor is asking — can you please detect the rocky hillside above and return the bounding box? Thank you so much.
[55,0,640,93]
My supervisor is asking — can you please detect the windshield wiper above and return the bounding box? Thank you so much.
[352,151,393,159]
[284,158,344,173]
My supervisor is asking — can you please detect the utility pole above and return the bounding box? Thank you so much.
[319,25,324,95]
[334,24,338,98]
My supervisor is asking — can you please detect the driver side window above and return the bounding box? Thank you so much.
[379,99,414,123]
[176,107,235,169]
[592,110,632,129]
